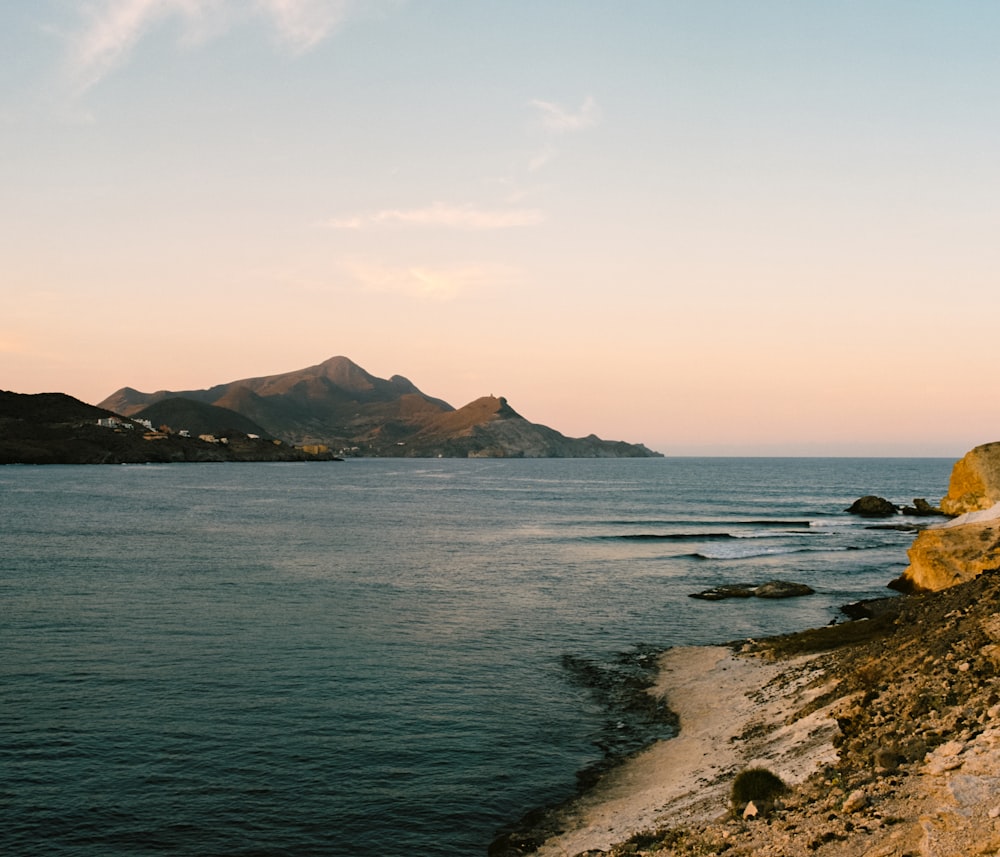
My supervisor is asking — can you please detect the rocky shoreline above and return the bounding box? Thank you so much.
[494,571,1000,857]
[492,443,1000,856]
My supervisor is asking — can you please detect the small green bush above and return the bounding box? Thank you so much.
[730,767,787,810]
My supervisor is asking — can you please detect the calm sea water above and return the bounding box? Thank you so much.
[1,457,952,856]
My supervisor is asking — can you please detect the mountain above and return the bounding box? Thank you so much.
[99,356,662,458]
[0,390,337,465]
[0,391,108,424]
[133,398,272,440]
[409,395,661,458]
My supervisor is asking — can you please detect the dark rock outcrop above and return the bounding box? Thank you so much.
[901,498,945,517]
[845,495,899,518]
[689,583,757,601]
[690,580,815,601]
[754,580,816,599]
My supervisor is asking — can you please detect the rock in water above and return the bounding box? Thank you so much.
[753,580,815,599]
[690,581,814,600]
[845,495,899,517]
[902,497,945,516]
[689,584,756,601]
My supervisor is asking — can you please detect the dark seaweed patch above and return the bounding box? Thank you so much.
[559,645,678,788]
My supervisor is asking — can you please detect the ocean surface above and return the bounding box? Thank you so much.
[1,457,953,856]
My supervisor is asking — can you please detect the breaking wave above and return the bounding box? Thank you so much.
[600,526,820,542]
[690,544,864,561]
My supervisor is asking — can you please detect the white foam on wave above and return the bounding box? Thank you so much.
[695,544,850,561]
[731,529,810,540]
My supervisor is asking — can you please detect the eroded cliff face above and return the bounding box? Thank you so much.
[902,509,1000,592]
[941,441,1000,515]
[898,442,1000,592]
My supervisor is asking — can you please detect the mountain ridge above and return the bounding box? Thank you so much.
[99,356,661,458]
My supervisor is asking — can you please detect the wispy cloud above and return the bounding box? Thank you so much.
[530,95,600,133]
[259,0,352,52]
[326,202,544,230]
[69,0,173,91]
[66,0,368,91]
[345,260,516,301]
[520,95,600,175]
[526,145,556,173]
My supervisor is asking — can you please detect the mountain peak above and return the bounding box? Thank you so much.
[316,356,378,392]
[461,395,522,421]
[95,357,660,457]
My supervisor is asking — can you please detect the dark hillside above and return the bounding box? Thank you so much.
[0,391,337,465]
[0,391,110,423]
[134,397,272,439]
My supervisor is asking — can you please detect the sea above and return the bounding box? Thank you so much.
[1,457,953,856]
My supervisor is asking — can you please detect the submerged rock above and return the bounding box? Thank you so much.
[689,583,756,601]
[690,580,815,600]
[754,580,816,599]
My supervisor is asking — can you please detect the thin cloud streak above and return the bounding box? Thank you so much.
[69,0,174,91]
[67,0,363,90]
[527,145,556,173]
[530,95,600,133]
[327,202,544,230]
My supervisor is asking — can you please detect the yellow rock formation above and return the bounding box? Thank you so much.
[904,518,1000,592]
[900,442,1000,592]
[941,441,1000,515]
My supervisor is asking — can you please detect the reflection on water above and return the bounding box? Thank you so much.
[1,458,952,856]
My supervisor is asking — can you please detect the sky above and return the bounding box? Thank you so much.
[3,1,1000,456]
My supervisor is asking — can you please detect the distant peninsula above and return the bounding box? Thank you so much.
[0,391,339,465]
[0,357,661,464]
[97,356,662,459]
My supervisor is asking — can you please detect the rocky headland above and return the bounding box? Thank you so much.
[97,356,661,458]
[0,391,339,465]
[3,356,661,463]
[494,443,1000,857]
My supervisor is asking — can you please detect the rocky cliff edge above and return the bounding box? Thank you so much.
[896,442,1000,592]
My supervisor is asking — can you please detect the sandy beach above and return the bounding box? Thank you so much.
[530,645,839,856]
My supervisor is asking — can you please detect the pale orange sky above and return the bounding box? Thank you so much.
[4,2,999,456]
